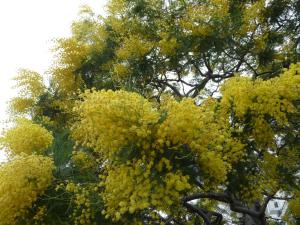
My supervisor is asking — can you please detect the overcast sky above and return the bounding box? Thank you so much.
[0,0,107,161]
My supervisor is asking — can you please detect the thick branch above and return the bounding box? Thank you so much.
[183,192,263,218]
[229,203,261,218]
[270,196,294,201]
[183,192,230,203]
[153,79,182,97]
[186,77,210,97]
[183,202,211,225]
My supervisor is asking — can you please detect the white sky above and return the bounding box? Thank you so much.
[0,0,108,161]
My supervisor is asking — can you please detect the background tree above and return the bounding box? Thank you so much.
[0,1,300,225]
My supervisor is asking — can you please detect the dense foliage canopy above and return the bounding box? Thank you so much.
[1,0,300,225]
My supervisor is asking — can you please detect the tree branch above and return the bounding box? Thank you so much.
[229,203,261,218]
[183,192,263,218]
[153,79,182,97]
[183,202,211,225]
[183,192,230,203]
[186,76,210,97]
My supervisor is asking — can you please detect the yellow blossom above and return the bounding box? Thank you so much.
[72,89,159,158]
[0,154,54,224]
[10,69,45,114]
[71,151,96,171]
[1,118,53,155]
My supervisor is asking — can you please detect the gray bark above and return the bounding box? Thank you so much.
[244,214,266,225]
[244,203,267,225]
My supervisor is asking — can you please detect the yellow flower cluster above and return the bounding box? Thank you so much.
[33,205,47,225]
[158,33,178,56]
[10,69,45,114]
[101,159,191,221]
[253,33,268,54]
[38,115,56,127]
[1,118,53,155]
[60,182,95,225]
[259,153,280,192]
[51,38,87,93]
[180,0,229,36]
[9,97,35,115]
[106,0,127,15]
[240,0,265,35]
[240,152,283,202]
[113,63,131,80]
[238,173,265,202]
[0,154,54,224]
[289,191,300,217]
[116,35,154,60]
[13,69,45,99]
[51,8,108,95]
[71,7,108,53]
[221,63,300,147]
[221,76,253,118]
[157,97,243,183]
[71,151,96,171]
[72,89,159,158]
[72,90,246,220]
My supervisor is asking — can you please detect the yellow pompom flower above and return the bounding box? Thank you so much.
[180,0,229,36]
[13,69,45,99]
[289,191,300,217]
[157,97,243,183]
[71,151,96,171]
[1,118,53,155]
[72,90,159,159]
[221,63,300,147]
[0,154,54,224]
[102,161,190,221]
[51,37,88,94]
[9,69,45,114]
[116,35,154,60]
[9,97,35,114]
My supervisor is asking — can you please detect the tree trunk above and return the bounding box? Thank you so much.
[244,214,266,225]
[244,202,267,225]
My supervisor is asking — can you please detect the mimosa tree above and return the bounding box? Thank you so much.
[1,1,299,225]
